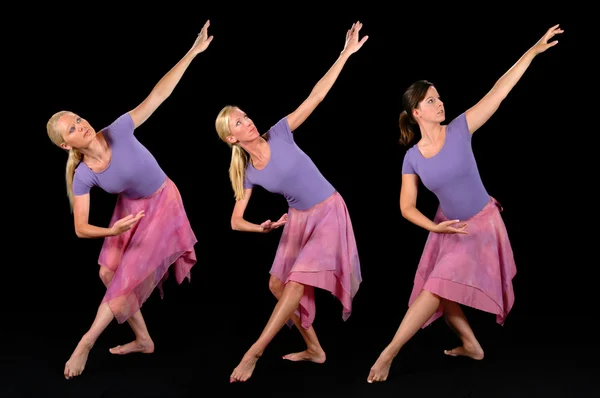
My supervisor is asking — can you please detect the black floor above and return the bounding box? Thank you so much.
[5,281,598,398]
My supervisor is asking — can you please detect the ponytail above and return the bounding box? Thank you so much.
[66,148,83,211]
[230,145,248,201]
[398,110,417,146]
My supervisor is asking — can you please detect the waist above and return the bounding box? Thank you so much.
[286,184,336,211]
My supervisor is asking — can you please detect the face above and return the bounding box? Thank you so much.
[225,108,260,145]
[413,86,445,124]
[56,112,97,150]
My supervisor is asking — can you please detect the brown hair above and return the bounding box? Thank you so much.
[398,80,434,146]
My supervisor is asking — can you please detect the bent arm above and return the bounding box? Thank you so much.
[230,188,264,233]
[399,174,439,232]
[73,194,115,238]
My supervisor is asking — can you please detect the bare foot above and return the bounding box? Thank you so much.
[109,338,154,355]
[367,352,394,383]
[64,340,93,379]
[444,341,484,360]
[282,347,326,363]
[230,353,260,383]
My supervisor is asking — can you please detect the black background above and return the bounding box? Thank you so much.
[5,4,595,397]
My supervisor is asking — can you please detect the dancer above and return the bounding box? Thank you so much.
[46,20,214,379]
[215,21,367,383]
[367,24,563,383]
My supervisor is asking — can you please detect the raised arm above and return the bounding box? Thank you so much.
[73,194,143,239]
[231,188,288,233]
[128,20,214,129]
[465,24,563,134]
[286,21,368,132]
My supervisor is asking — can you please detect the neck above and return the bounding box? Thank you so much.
[418,120,443,143]
[240,136,268,163]
[77,134,107,162]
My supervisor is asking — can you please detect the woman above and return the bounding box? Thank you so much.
[215,21,368,383]
[367,24,563,383]
[46,20,213,379]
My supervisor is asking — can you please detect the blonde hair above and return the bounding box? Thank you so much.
[46,111,82,211]
[215,105,249,201]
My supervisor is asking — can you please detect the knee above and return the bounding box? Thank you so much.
[423,289,442,302]
[99,267,114,286]
[269,275,283,298]
[285,281,305,295]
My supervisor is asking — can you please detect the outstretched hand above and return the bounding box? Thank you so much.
[530,24,563,56]
[190,20,214,55]
[342,21,368,56]
[260,213,288,233]
[434,219,468,235]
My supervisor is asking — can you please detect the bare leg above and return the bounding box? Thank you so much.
[367,290,441,383]
[442,300,484,360]
[64,302,114,379]
[99,267,154,355]
[230,281,305,383]
[269,276,326,363]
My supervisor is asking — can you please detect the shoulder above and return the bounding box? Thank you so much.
[100,112,135,136]
[446,112,468,135]
[266,117,293,143]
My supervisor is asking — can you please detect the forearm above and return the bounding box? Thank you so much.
[75,223,115,239]
[308,50,351,101]
[489,48,536,100]
[231,217,264,233]
[150,51,198,101]
[401,206,439,233]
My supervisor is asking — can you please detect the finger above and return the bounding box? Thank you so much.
[442,219,460,226]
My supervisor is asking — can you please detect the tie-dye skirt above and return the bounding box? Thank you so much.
[98,177,197,324]
[270,191,362,330]
[409,196,517,328]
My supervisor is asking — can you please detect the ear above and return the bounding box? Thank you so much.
[226,135,237,144]
[59,142,71,151]
[412,108,420,119]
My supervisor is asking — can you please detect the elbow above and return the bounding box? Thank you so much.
[400,205,413,220]
[230,217,240,231]
[74,223,87,238]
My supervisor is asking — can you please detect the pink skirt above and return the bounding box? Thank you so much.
[270,191,362,330]
[409,197,517,328]
[98,177,197,324]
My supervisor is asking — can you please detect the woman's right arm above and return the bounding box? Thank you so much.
[73,194,114,238]
[400,174,467,234]
[231,188,287,233]
[400,174,439,232]
[73,194,143,238]
[231,189,264,233]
